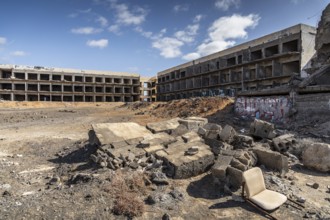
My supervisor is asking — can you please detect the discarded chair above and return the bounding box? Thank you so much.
[241,167,303,220]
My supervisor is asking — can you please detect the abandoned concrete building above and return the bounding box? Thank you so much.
[140,77,157,102]
[0,65,140,102]
[157,24,316,101]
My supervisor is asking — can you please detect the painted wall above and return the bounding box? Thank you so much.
[235,96,292,122]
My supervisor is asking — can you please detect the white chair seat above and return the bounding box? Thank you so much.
[250,189,287,211]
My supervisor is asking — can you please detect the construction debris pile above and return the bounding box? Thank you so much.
[121,96,234,118]
[89,117,330,191]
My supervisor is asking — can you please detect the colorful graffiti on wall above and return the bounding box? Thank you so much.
[235,96,292,122]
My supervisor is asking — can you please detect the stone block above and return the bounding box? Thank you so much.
[155,141,214,179]
[232,135,254,149]
[226,166,243,189]
[109,145,146,159]
[178,117,208,132]
[219,125,236,143]
[143,144,164,154]
[249,119,276,139]
[171,124,189,137]
[90,122,151,145]
[253,148,288,174]
[211,155,233,180]
[272,134,296,153]
[147,118,180,133]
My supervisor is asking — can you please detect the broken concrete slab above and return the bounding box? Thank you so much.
[171,124,189,137]
[181,131,203,143]
[302,142,330,172]
[90,122,151,146]
[147,118,180,134]
[108,145,146,160]
[219,125,236,143]
[143,144,164,154]
[253,148,288,174]
[139,132,176,148]
[249,119,276,139]
[204,138,233,155]
[178,117,208,132]
[156,141,214,179]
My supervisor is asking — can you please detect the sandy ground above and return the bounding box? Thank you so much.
[0,101,329,220]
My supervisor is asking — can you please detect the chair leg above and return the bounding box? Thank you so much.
[245,199,278,220]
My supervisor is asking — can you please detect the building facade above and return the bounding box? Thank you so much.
[157,24,316,101]
[0,65,140,102]
[139,76,157,102]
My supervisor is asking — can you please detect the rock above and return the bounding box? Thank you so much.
[219,125,236,143]
[129,162,139,169]
[126,152,135,162]
[181,131,202,143]
[169,189,184,201]
[139,132,177,148]
[162,213,171,220]
[197,127,207,136]
[297,197,306,203]
[313,183,319,189]
[185,146,199,156]
[302,142,330,172]
[249,119,276,139]
[232,135,254,149]
[156,141,214,179]
[151,172,169,185]
[147,118,180,134]
[272,134,296,153]
[89,122,151,145]
[178,117,208,132]
[49,176,61,185]
[226,166,243,190]
[2,191,11,197]
[70,173,92,184]
[0,184,11,190]
[253,148,288,174]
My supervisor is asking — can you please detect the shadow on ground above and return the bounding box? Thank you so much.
[186,174,223,199]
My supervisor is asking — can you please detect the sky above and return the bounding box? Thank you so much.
[0,0,329,76]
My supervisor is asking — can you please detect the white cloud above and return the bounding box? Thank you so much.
[194,14,203,23]
[111,1,147,26]
[108,24,121,34]
[173,4,189,12]
[10,51,27,57]
[0,37,7,45]
[182,52,201,60]
[86,39,108,49]
[96,16,108,27]
[215,0,240,11]
[152,37,184,58]
[71,27,103,34]
[174,24,199,43]
[182,14,260,60]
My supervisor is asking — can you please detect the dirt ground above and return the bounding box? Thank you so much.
[0,100,329,220]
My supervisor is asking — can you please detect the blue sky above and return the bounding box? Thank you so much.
[0,0,328,76]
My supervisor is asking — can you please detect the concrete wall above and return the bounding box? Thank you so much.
[294,93,330,120]
[235,96,292,123]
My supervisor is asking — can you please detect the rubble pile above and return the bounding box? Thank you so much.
[122,96,234,118]
[88,116,330,192]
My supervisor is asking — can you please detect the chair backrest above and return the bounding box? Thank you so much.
[242,167,266,198]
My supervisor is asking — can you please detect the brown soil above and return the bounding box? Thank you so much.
[0,100,329,220]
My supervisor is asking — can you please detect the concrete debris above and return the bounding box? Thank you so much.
[272,134,297,153]
[253,148,288,174]
[249,119,276,139]
[219,125,236,143]
[156,141,214,179]
[232,134,254,149]
[181,131,203,143]
[302,142,330,172]
[178,117,208,132]
[146,118,180,134]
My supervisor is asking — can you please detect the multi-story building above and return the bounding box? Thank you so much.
[157,24,316,101]
[0,65,140,102]
[139,76,157,102]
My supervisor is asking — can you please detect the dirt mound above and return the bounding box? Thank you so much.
[123,97,234,118]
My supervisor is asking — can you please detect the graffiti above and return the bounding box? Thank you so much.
[235,96,292,122]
